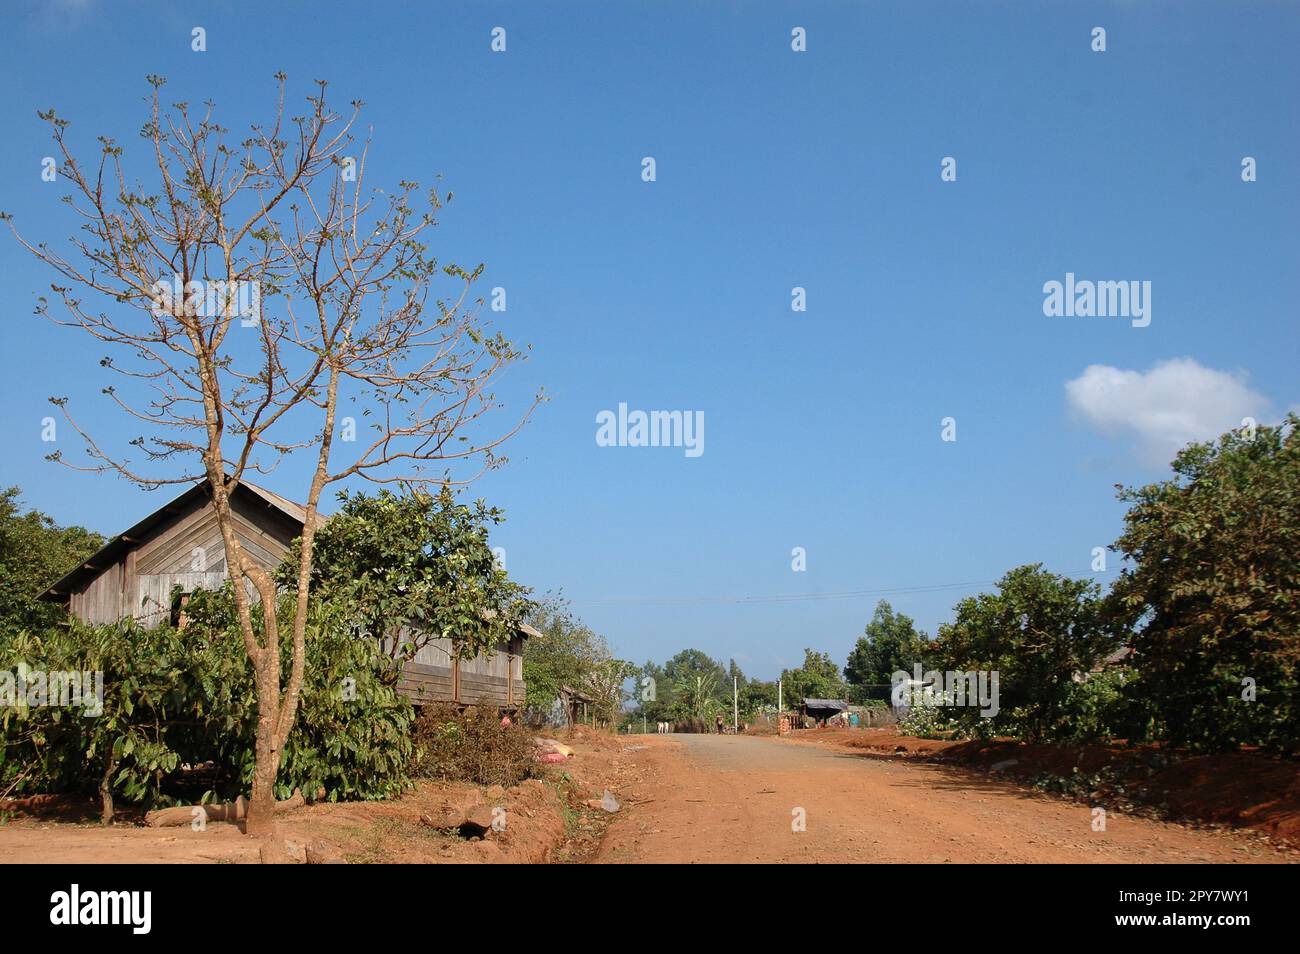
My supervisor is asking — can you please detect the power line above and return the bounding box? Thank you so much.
[570,566,1118,607]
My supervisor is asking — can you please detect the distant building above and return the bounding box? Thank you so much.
[559,685,598,727]
[1072,645,1136,684]
[801,697,849,726]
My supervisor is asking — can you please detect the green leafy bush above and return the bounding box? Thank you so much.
[1,620,191,809]
[279,611,414,802]
[280,487,531,670]
[927,565,1114,743]
[182,588,415,801]
[896,692,961,739]
[1059,670,1153,744]
[1,588,413,815]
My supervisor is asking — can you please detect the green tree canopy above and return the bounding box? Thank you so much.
[653,649,727,720]
[780,648,848,705]
[1108,414,1299,753]
[634,659,676,723]
[0,487,104,634]
[632,654,777,723]
[522,596,621,719]
[738,677,779,719]
[931,565,1111,742]
[843,600,931,693]
[284,487,530,668]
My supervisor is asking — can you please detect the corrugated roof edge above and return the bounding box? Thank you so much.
[802,698,849,710]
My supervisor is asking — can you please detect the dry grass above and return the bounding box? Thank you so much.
[412,704,539,787]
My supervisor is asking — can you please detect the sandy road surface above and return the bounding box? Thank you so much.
[0,824,258,864]
[595,734,1294,864]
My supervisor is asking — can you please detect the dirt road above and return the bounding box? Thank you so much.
[595,734,1294,864]
[2,732,1292,864]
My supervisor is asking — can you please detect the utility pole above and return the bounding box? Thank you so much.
[778,678,783,713]
[733,676,738,732]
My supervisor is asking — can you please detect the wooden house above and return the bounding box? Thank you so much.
[41,478,533,710]
[393,610,535,711]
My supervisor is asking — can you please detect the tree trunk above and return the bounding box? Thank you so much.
[246,747,279,833]
[245,665,281,836]
[99,758,115,825]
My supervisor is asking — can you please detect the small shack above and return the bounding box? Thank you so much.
[42,477,532,710]
[559,685,597,727]
[801,697,849,727]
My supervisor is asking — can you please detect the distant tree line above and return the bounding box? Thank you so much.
[0,488,104,634]
[630,416,1299,754]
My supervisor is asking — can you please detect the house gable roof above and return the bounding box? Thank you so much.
[41,479,538,642]
[42,478,308,599]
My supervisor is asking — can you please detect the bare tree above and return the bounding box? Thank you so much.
[4,74,539,836]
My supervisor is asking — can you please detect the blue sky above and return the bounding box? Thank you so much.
[1,1,1296,679]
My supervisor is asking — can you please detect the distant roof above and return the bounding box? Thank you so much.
[480,608,541,640]
[803,698,848,711]
[42,478,309,599]
[560,684,596,703]
[1097,646,1136,669]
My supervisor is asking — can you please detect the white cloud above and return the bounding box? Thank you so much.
[1065,358,1272,465]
